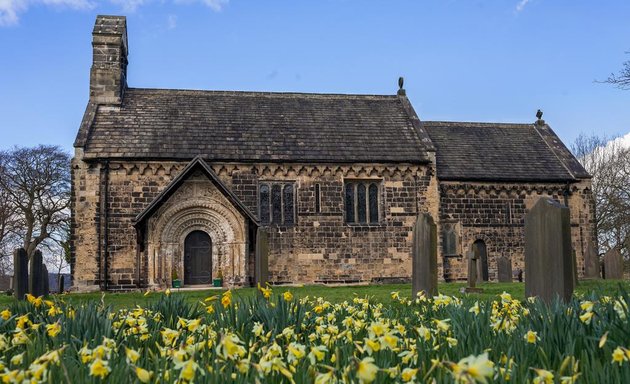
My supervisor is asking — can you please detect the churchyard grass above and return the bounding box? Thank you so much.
[0,280,628,310]
[0,282,629,382]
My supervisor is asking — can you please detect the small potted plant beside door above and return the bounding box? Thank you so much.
[172,269,181,288]
[213,269,223,287]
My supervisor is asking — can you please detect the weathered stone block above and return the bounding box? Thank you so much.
[603,248,623,280]
[411,213,437,297]
[525,198,574,303]
[13,248,28,300]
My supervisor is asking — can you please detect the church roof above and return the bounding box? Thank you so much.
[76,88,433,163]
[423,121,590,182]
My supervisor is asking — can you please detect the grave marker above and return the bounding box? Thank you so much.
[411,213,438,297]
[525,198,574,303]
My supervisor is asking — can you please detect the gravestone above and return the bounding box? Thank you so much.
[42,264,49,296]
[603,248,623,280]
[29,250,44,297]
[583,242,600,279]
[411,213,438,297]
[525,198,574,303]
[497,257,512,282]
[59,275,65,294]
[572,249,578,287]
[13,248,28,300]
[255,228,269,286]
[464,251,483,293]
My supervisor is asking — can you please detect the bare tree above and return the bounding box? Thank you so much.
[603,52,630,90]
[572,134,630,258]
[0,145,71,260]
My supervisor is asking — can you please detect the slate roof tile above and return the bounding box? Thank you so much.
[423,121,589,182]
[79,88,431,163]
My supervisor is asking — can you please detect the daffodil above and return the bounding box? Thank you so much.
[89,358,111,379]
[401,367,418,382]
[135,366,152,383]
[0,309,11,320]
[532,368,554,384]
[46,322,61,337]
[283,291,294,302]
[525,330,538,344]
[612,347,627,365]
[356,357,378,383]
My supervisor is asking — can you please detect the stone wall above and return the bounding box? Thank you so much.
[71,157,435,290]
[437,180,595,281]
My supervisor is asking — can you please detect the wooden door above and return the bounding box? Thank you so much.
[184,231,212,285]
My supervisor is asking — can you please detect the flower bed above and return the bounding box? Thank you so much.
[0,287,629,383]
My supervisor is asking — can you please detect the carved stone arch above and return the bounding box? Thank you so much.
[146,184,248,288]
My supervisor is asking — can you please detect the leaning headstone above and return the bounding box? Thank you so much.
[29,250,44,297]
[497,257,512,282]
[525,198,574,303]
[411,213,438,297]
[255,228,269,286]
[463,251,483,293]
[603,248,623,280]
[13,248,28,300]
[583,242,600,279]
[41,265,49,296]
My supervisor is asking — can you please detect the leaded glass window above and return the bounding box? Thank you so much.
[344,180,380,224]
[259,182,296,226]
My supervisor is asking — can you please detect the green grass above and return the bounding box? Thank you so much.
[1,279,628,310]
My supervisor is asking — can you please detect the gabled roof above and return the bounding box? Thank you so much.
[423,121,590,182]
[133,156,258,227]
[76,88,433,164]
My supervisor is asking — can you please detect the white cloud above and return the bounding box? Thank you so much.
[174,0,229,12]
[108,0,148,13]
[0,0,94,26]
[0,0,228,26]
[515,0,531,13]
[167,13,177,29]
[608,132,630,149]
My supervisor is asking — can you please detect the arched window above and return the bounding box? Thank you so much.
[271,184,282,224]
[442,224,457,256]
[259,182,296,226]
[344,180,380,224]
[368,183,379,223]
[259,184,270,224]
[283,184,294,224]
[357,184,367,223]
[345,183,355,223]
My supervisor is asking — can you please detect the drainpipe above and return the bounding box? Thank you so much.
[102,161,110,291]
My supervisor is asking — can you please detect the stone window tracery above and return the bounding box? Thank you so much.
[345,180,381,224]
[259,181,296,226]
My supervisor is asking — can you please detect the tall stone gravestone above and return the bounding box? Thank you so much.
[13,248,28,300]
[583,242,600,279]
[42,264,50,296]
[411,213,438,297]
[525,198,574,303]
[255,228,269,286]
[29,250,44,297]
[603,248,623,280]
[497,257,512,283]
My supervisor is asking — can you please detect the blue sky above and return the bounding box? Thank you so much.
[1,0,629,154]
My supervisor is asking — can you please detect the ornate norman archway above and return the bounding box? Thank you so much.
[145,177,248,288]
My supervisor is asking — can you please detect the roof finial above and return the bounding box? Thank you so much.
[397,76,406,96]
[536,109,544,125]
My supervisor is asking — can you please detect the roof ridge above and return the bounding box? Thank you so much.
[422,120,535,128]
[125,87,398,99]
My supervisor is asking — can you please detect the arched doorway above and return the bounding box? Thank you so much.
[473,240,489,281]
[184,231,212,285]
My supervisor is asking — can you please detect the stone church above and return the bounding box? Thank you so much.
[71,16,595,291]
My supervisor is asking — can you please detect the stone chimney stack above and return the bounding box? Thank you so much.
[90,15,128,105]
